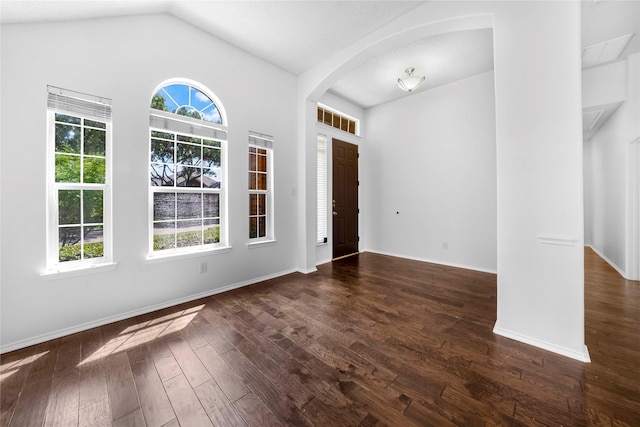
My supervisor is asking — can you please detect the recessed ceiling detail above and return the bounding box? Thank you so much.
[582,33,635,69]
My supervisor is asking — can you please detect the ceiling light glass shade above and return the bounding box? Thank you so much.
[397,67,425,92]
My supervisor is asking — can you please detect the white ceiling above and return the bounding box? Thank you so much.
[329,28,494,108]
[1,0,638,110]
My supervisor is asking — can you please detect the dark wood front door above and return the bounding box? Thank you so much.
[332,138,358,259]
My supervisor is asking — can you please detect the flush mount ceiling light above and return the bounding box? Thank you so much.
[396,67,425,92]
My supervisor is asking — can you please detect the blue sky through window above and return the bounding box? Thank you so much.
[152,83,222,124]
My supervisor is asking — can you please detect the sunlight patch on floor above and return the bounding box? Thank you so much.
[78,305,204,366]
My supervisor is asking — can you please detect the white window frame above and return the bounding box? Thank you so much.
[248,131,274,244]
[45,86,113,273]
[147,81,229,258]
[317,134,328,244]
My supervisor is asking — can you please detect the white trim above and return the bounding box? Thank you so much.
[247,239,277,248]
[316,258,332,266]
[297,267,318,274]
[363,249,497,274]
[40,262,118,281]
[626,137,640,280]
[587,244,627,278]
[145,245,232,263]
[537,234,580,246]
[493,324,591,363]
[1,267,297,354]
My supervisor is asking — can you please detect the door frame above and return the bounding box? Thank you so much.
[627,137,640,280]
[332,138,359,260]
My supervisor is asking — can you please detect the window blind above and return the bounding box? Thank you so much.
[47,86,112,121]
[317,134,328,244]
[150,112,227,141]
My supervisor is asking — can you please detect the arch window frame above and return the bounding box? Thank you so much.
[148,79,229,258]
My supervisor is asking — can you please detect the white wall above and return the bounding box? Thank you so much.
[0,14,298,351]
[585,53,640,277]
[363,71,497,272]
[315,92,364,265]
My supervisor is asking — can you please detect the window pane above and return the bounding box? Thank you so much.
[249,152,257,171]
[84,226,104,259]
[348,120,356,134]
[59,190,81,225]
[55,113,81,125]
[323,111,332,126]
[177,220,202,248]
[153,222,175,250]
[249,194,258,216]
[59,226,81,262]
[341,117,348,131]
[151,164,174,186]
[151,130,174,140]
[202,147,220,168]
[176,166,201,187]
[203,139,221,148]
[55,123,81,153]
[203,193,219,218]
[257,172,267,190]
[177,135,201,144]
[84,157,106,183]
[177,193,201,219]
[202,168,220,188]
[257,153,267,172]
[203,219,220,244]
[84,128,106,156]
[249,172,257,190]
[83,190,103,224]
[258,216,266,238]
[317,107,323,122]
[84,119,106,129]
[154,192,175,221]
[258,194,266,215]
[249,217,257,239]
[151,139,174,163]
[177,143,201,166]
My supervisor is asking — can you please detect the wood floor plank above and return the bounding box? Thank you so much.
[163,374,213,427]
[130,358,175,427]
[193,344,250,402]
[233,393,284,427]
[43,346,81,427]
[194,379,248,426]
[78,398,111,427]
[166,337,211,388]
[105,352,140,422]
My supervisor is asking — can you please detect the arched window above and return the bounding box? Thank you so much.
[148,80,227,255]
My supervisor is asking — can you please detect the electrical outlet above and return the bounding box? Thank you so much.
[442,242,449,249]
[200,262,207,274]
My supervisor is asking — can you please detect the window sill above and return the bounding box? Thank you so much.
[145,245,232,264]
[247,239,277,249]
[40,262,118,281]
[317,242,328,247]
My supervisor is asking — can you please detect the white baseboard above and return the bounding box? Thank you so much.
[587,245,627,279]
[362,249,497,275]
[493,324,591,363]
[0,268,297,354]
[297,267,318,274]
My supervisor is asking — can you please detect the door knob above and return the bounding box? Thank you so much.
[333,211,338,216]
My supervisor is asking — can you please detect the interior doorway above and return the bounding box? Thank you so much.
[332,138,359,259]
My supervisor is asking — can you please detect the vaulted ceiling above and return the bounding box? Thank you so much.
[1,0,638,110]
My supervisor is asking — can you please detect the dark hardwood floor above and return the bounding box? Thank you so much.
[2,248,639,426]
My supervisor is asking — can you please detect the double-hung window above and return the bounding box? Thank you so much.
[149,81,227,255]
[46,86,112,269]
[248,132,273,241]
